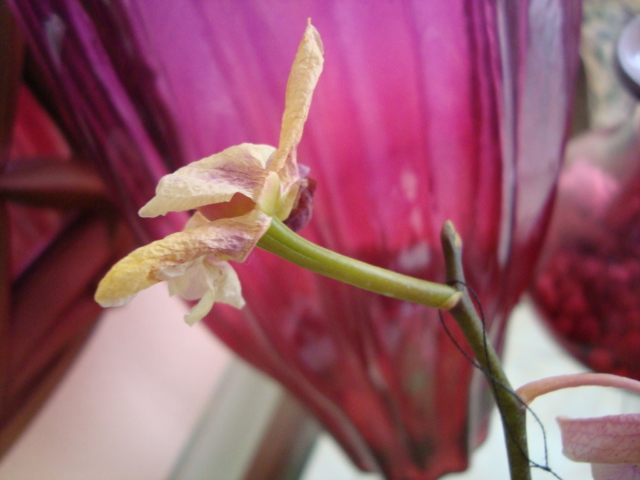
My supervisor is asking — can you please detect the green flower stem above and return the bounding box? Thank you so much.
[441,221,530,480]
[257,218,461,310]
[259,218,530,480]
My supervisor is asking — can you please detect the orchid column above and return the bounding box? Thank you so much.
[7,1,581,479]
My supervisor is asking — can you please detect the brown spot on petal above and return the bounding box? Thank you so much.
[284,177,316,232]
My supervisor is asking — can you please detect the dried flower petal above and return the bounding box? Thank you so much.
[93,21,324,326]
[167,257,244,325]
[139,143,276,217]
[95,210,271,309]
[138,22,323,225]
[271,21,324,218]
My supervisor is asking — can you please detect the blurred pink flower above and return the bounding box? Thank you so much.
[7,1,582,478]
[559,414,640,480]
[517,373,640,480]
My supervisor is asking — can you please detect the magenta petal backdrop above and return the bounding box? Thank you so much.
[8,1,582,479]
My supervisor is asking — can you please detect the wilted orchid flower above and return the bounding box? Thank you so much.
[94,23,323,325]
[517,373,640,480]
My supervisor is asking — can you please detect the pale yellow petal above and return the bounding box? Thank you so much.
[94,210,271,308]
[166,258,244,326]
[165,257,209,300]
[202,259,245,310]
[139,144,275,217]
[270,21,324,217]
[184,289,216,326]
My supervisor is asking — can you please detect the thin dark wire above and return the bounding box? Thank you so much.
[437,280,563,480]
[455,281,562,479]
[447,280,534,463]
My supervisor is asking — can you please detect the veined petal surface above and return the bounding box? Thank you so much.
[272,21,324,217]
[95,210,270,308]
[559,414,640,464]
[139,143,275,217]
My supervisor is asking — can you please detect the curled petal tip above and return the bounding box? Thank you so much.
[170,258,246,326]
[94,291,134,309]
[94,244,164,308]
[270,20,324,217]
